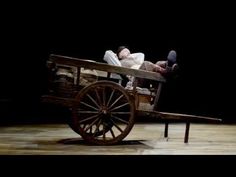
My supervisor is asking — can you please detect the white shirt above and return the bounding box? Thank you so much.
[120,53,145,69]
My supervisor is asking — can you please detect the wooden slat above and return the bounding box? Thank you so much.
[158,112,222,122]
[137,110,222,122]
[49,54,166,82]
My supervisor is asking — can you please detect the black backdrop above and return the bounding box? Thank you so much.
[1,2,235,123]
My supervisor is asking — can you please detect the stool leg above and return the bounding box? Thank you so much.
[184,122,190,143]
[164,122,169,138]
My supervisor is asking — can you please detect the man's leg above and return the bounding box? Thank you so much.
[136,61,163,87]
[135,61,151,88]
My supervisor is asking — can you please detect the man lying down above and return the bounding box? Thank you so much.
[103,46,178,90]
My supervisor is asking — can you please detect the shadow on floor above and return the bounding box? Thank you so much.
[58,138,148,146]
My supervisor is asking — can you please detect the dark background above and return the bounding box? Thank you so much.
[0,2,235,124]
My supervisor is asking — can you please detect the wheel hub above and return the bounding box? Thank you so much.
[101,106,109,115]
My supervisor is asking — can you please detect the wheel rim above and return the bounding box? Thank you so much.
[72,81,135,145]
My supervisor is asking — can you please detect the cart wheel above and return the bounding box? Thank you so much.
[68,112,107,137]
[72,81,135,145]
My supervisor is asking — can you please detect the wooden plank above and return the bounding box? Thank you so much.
[49,54,166,82]
[158,112,222,122]
[137,110,222,122]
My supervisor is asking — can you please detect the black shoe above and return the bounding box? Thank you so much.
[171,63,179,73]
[163,63,179,78]
[167,50,177,67]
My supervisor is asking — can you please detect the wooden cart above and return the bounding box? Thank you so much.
[41,54,221,145]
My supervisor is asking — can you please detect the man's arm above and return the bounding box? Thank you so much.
[103,50,122,66]
[130,53,145,65]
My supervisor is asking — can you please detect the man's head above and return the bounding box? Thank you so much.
[117,46,131,59]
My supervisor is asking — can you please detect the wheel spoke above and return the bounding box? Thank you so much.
[102,122,106,140]
[84,117,100,132]
[108,94,124,110]
[78,111,99,114]
[110,112,130,115]
[93,119,102,137]
[82,124,86,129]
[109,102,129,112]
[110,119,123,133]
[86,93,100,109]
[79,113,101,124]
[109,128,116,138]
[102,87,106,106]
[95,88,102,106]
[106,89,115,107]
[111,115,129,124]
[80,101,99,111]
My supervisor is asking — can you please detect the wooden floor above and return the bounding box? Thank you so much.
[0,123,235,155]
